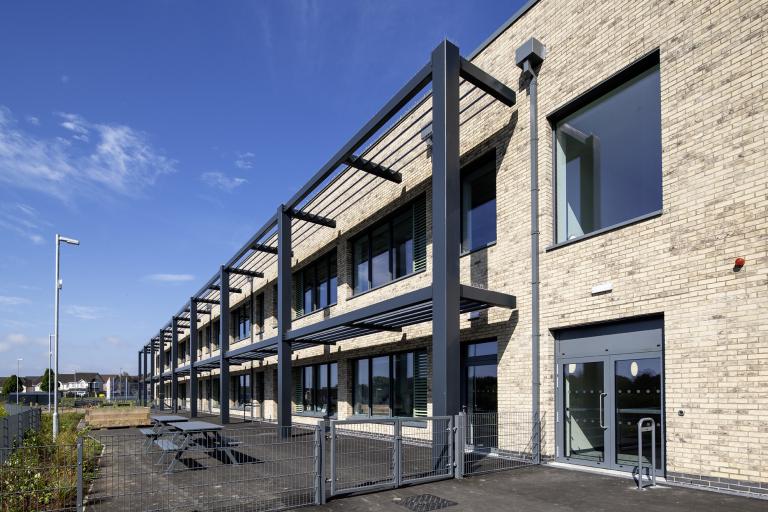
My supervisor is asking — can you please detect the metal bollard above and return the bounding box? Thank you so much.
[637,417,656,490]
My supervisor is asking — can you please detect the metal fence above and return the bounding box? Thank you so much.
[457,411,539,477]
[0,404,42,459]
[0,411,539,511]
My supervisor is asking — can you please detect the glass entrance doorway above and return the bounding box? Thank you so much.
[463,341,498,448]
[556,318,664,473]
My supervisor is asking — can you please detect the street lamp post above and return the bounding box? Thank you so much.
[48,334,53,412]
[16,358,22,405]
[53,233,80,440]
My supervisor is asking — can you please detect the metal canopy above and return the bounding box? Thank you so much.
[206,285,514,362]
[193,355,220,371]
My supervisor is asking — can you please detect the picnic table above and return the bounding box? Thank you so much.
[155,420,242,473]
[139,415,189,450]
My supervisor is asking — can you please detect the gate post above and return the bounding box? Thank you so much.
[455,413,465,479]
[394,419,402,488]
[314,420,326,505]
[76,436,84,512]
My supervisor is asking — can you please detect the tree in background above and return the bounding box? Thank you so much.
[39,369,58,394]
[2,374,23,395]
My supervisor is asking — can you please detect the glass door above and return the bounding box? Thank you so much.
[463,341,498,449]
[562,358,609,467]
[613,355,663,471]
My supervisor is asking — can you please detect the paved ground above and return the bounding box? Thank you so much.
[317,465,766,512]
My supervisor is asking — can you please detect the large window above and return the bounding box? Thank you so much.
[354,350,427,417]
[352,196,426,294]
[295,250,337,316]
[553,54,662,243]
[461,153,497,253]
[232,300,252,341]
[231,373,251,406]
[294,363,338,416]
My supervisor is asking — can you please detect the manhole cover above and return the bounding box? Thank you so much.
[399,494,458,512]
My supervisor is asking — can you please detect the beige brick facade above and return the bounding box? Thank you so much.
[150,0,768,493]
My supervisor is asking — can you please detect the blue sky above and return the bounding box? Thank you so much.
[0,1,524,377]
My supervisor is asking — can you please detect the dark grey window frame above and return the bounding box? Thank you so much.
[352,348,428,418]
[232,299,252,341]
[296,362,338,418]
[351,195,425,295]
[295,249,338,319]
[546,49,662,250]
[460,150,498,255]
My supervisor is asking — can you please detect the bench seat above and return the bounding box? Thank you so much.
[154,439,180,452]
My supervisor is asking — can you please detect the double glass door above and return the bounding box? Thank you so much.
[561,353,662,472]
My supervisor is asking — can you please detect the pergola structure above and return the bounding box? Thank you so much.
[138,40,518,428]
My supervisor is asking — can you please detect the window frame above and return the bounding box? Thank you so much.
[460,151,498,255]
[296,362,338,417]
[232,299,252,341]
[351,197,423,295]
[547,49,662,249]
[296,249,338,318]
[353,349,428,418]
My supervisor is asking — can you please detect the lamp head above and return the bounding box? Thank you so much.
[59,236,80,246]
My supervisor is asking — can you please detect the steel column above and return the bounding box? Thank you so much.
[171,317,179,412]
[150,341,155,404]
[277,204,293,431]
[137,351,142,405]
[219,265,231,424]
[158,331,165,409]
[430,40,462,417]
[189,299,199,417]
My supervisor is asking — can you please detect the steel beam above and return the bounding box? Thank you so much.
[218,266,230,424]
[195,298,219,305]
[137,351,142,405]
[431,40,462,418]
[345,155,402,183]
[286,208,336,228]
[250,243,278,255]
[347,322,402,333]
[277,204,293,431]
[171,317,179,413]
[189,298,199,418]
[227,267,264,278]
[209,284,243,294]
[459,57,517,107]
[286,61,431,210]
[459,284,516,309]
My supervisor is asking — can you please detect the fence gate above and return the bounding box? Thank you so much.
[329,416,453,497]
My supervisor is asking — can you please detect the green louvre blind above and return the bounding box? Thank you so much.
[413,194,427,273]
[293,369,303,412]
[414,350,428,417]
[293,271,304,318]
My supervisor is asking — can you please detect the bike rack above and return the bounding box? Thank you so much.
[637,417,657,490]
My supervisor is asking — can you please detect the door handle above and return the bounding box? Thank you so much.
[599,393,607,429]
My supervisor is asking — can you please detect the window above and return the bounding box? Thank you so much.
[232,300,251,341]
[295,250,337,316]
[553,54,662,243]
[294,363,338,416]
[352,195,427,294]
[255,293,265,333]
[232,373,251,405]
[354,350,428,417]
[461,153,497,253]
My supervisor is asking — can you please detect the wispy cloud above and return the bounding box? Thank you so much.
[201,171,247,192]
[65,305,107,320]
[25,115,40,126]
[144,273,195,283]
[0,203,49,245]
[0,295,30,306]
[104,335,122,346]
[0,106,176,201]
[0,332,45,353]
[234,151,255,169]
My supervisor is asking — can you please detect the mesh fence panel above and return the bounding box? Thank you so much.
[461,411,538,476]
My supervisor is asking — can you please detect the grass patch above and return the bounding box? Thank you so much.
[0,412,101,512]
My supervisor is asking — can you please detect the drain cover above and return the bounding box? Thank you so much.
[399,494,458,512]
